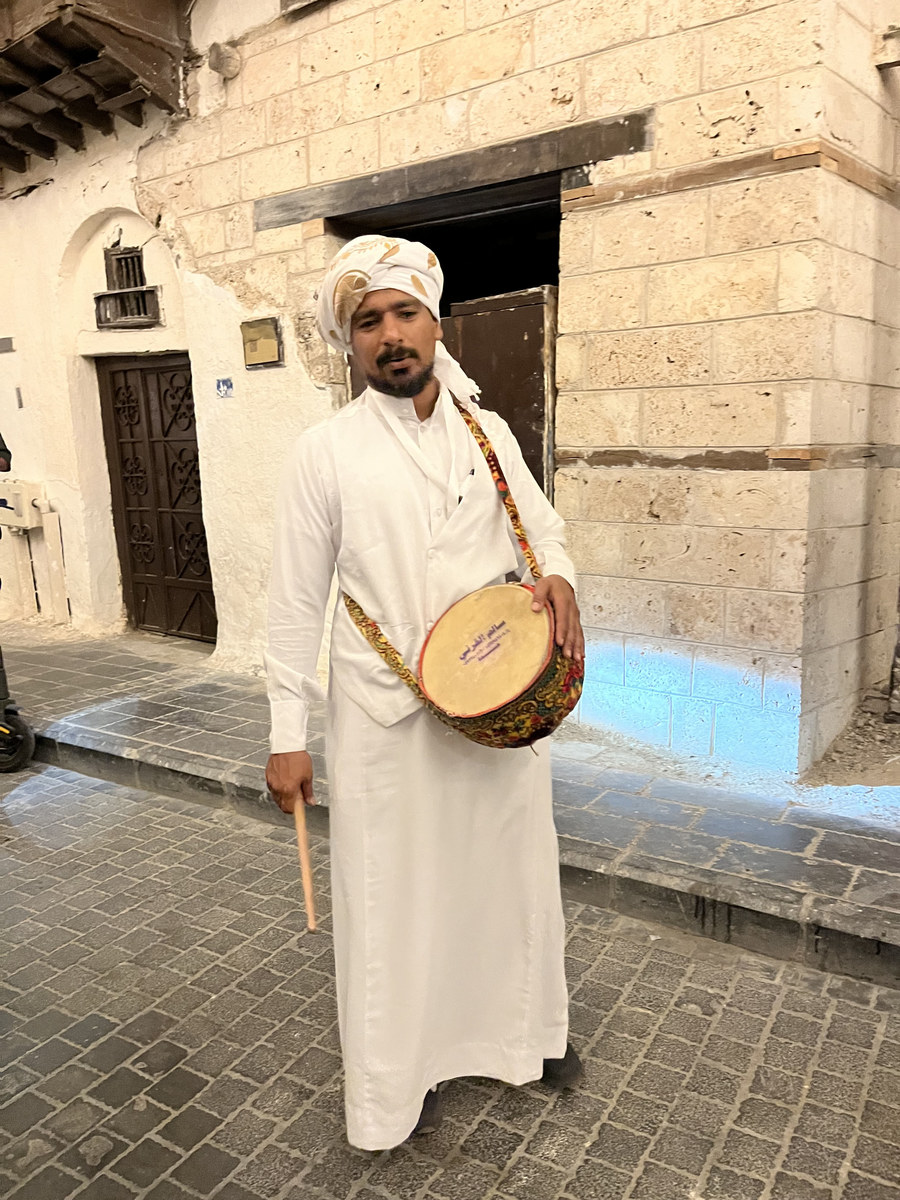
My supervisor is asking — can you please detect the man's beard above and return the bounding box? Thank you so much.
[367,350,436,399]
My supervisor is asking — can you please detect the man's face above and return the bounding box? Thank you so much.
[349,288,443,399]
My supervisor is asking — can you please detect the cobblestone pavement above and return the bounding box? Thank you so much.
[2,766,900,1200]
[7,630,900,973]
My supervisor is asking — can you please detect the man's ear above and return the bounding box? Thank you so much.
[434,319,444,343]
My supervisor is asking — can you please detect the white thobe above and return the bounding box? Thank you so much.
[266,386,573,1150]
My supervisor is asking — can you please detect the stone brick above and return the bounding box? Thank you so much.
[579,575,668,636]
[465,0,553,28]
[724,591,805,653]
[240,141,308,201]
[555,391,642,447]
[588,326,711,388]
[656,80,779,169]
[559,211,594,275]
[223,204,254,251]
[343,51,421,120]
[181,212,226,259]
[300,11,375,84]
[712,311,826,383]
[566,521,625,574]
[642,384,780,447]
[584,29,701,117]
[267,76,344,142]
[646,250,779,325]
[380,98,469,169]
[197,158,241,210]
[806,526,868,590]
[621,525,772,588]
[533,0,645,66]
[310,118,380,184]
[165,118,222,175]
[648,0,774,37]
[220,103,267,159]
[136,139,168,183]
[702,1,822,91]
[556,334,588,389]
[421,20,531,100]
[468,61,582,145]
[374,0,465,58]
[559,269,645,334]
[254,224,305,255]
[708,171,824,256]
[241,42,299,105]
[666,585,725,643]
[591,190,708,271]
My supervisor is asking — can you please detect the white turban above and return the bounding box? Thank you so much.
[315,234,481,404]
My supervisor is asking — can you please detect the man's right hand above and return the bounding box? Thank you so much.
[266,751,315,813]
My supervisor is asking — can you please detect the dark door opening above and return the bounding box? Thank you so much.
[339,178,561,495]
[335,174,560,314]
[96,354,218,643]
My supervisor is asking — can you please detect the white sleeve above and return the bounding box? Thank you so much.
[265,431,338,753]
[483,411,576,588]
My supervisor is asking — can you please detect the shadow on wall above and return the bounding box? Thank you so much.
[578,639,801,775]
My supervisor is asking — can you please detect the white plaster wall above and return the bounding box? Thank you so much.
[180,268,334,673]
[0,123,164,633]
[189,0,280,54]
[0,108,335,674]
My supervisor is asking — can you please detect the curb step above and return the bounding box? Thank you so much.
[35,728,900,992]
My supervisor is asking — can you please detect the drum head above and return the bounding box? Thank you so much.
[418,584,553,719]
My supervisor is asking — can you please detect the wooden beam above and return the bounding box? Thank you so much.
[4,102,83,150]
[61,96,113,136]
[0,140,27,173]
[98,84,150,111]
[255,111,652,232]
[0,122,55,159]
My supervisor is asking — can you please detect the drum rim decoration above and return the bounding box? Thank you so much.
[417,583,555,720]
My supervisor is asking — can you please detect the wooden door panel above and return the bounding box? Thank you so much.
[97,355,217,643]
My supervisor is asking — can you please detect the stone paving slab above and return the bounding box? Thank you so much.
[2,765,900,1200]
[3,629,900,986]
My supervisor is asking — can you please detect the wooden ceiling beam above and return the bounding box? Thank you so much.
[1,122,55,159]
[0,140,27,172]
[4,101,83,150]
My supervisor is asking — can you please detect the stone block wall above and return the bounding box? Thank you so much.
[124,0,898,771]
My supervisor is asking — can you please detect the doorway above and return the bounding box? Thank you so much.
[339,184,561,495]
[95,354,217,642]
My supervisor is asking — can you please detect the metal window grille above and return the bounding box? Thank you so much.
[95,247,161,329]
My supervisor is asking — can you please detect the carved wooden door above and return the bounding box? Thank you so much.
[96,355,217,642]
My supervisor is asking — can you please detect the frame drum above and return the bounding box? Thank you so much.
[418,583,583,749]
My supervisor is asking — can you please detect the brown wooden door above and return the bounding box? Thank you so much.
[96,355,217,642]
[349,286,556,495]
[442,286,556,494]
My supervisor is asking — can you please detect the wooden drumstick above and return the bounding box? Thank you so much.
[293,802,318,933]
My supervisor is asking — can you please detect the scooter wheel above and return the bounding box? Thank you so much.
[0,713,36,773]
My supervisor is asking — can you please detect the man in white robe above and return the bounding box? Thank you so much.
[265,234,585,1151]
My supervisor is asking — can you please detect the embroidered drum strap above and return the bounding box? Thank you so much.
[342,595,428,703]
[343,401,544,690]
[452,401,543,581]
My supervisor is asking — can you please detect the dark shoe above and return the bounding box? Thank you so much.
[411,1086,444,1136]
[541,1043,584,1089]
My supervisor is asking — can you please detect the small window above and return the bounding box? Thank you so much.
[95,246,161,329]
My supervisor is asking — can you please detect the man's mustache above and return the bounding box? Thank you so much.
[376,347,420,368]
